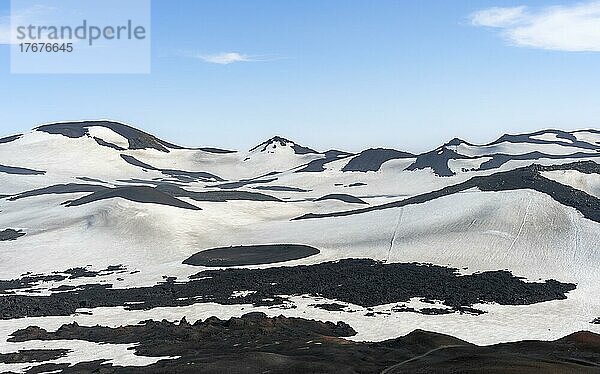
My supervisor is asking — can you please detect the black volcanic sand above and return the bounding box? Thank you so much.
[7,314,600,374]
[311,303,347,311]
[76,176,107,184]
[183,244,320,267]
[0,164,45,176]
[479,151,600,171]
[156,184,281,202]
[404,133,600,177]
[197,147,237,154]
[384,332,600,374]
[315,194,367,204]
[342,148,414,172]
[0,134,22,144]
[296,161,600,223]
[0,259,575,320]
[65,186,201,210]
[211,177,277,189]
[0,265,127,294]
[9,183,108,201]
[120,154,224,182]
[490,129,599,150]
[0,229,25,241]
[0,349,69,364]
[296,150,353,173]
[406,146,467,176]
[36,121,185,153]
[9,183,280,206]
[249,136,318,155]
[593,318,600,324]
[92,136,125,150]
[538,159,600,174]
[253,185,310,192]
[348,182,367,187]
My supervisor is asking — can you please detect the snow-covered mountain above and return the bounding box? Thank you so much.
[0,121,599,372]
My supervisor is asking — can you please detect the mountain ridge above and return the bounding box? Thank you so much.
[3,121,598,157]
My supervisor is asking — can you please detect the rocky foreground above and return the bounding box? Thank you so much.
[3,313,599,373]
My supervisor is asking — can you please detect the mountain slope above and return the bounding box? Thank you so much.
[0,121,598,373]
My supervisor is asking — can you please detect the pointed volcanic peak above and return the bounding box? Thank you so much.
[249,136,319,155]
[34,120,186,153]
[406,145,468,177]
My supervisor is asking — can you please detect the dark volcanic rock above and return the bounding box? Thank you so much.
[253,185,310,192]
[9,183,109,201]
[0,265,127,294]
[406,134,599,176]
[120,154,224,182]
[537,160,600,174]
[0,229,25,241]
[76,176,107,183]
[315,194,367,204]
[479,151,600,171]
[342,148,414,172]
[406,147,468,177]
[198,147,236,154]
[592,318,600,325]
[183,244,320,267]
[296,150,354,173]
[65,185,201,210]
[10,182,279,206]
[0,259,575,320]
[188,259,576,309]
[0,164,45,175]
[312,303,347,311]
[36,121,185,153]
[385,331,600,374]
[489,129,600,150]
[93,136,126,150]
[0,274,66,294]
[0,349,69,364]
[156,184,281,202]
[8,318,600,374]
[0,134,22,144]
[211,177,277,189]
[250,136,318,155]
[296,161,600,223]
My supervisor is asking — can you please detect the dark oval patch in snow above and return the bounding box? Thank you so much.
[0,229,25,241]
[183,244,320,267]
[315,194,367,204]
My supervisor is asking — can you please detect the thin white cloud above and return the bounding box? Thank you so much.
[188,51,284,65]
[197,52,254,64]
[471,6,526,27]
[470,1,600,52]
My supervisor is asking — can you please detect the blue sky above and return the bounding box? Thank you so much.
[1,0,599,152]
